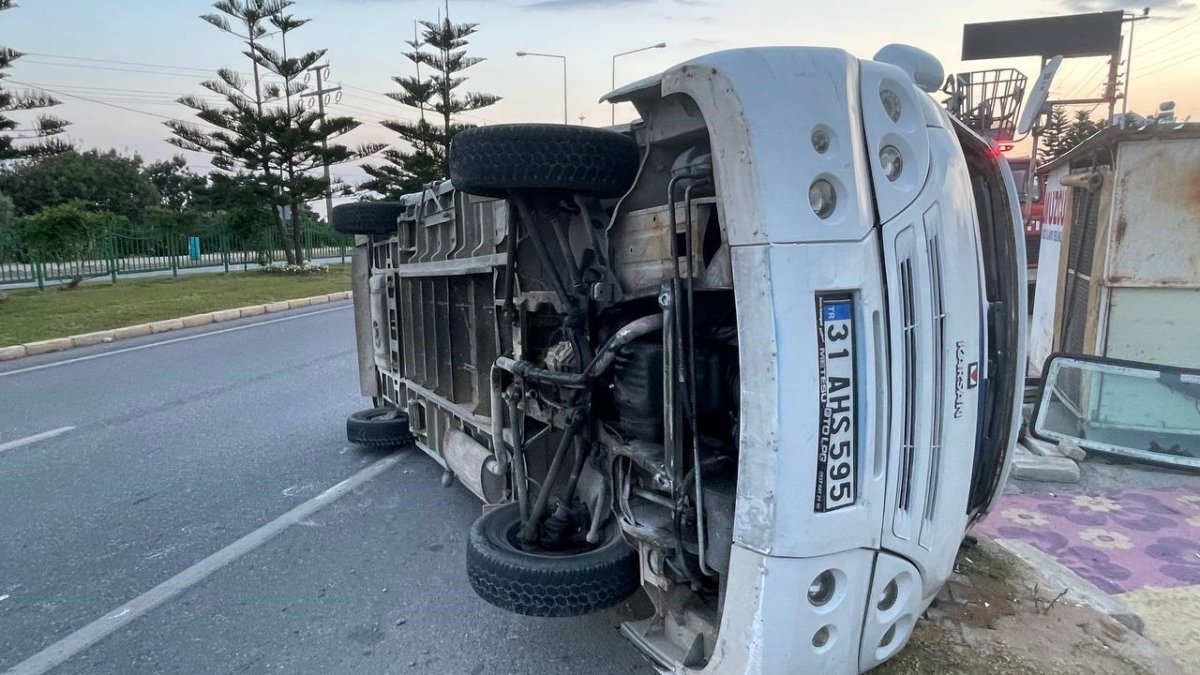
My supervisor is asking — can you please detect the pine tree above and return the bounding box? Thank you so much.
[0,0,70,160]
[361,13,499,197]
[168,0,381,264]
[1063,109,1102,154]
[1041,106,1070,161]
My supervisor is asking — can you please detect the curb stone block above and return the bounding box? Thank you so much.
[0,345,27,361]
[1012,452,1080,483]
[1019,438,1061,457]
[112,324,153,340]
[150,318,185,334]
[180,314,215,328]
[24,337,73,356]
[71,331,115,348]
[5,293,343,362]
[992,538,1145,634]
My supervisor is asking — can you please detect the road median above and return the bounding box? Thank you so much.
[0,291,352,362]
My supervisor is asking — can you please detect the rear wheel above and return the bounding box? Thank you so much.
[466,502,639,617]
[346,407,415,449]
[450,123,640,199]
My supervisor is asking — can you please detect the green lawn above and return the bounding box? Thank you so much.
[0,266,350,346]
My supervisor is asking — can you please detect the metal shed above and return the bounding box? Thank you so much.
[1028,123,1200,374]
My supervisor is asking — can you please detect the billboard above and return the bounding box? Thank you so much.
[962,11,1124,60]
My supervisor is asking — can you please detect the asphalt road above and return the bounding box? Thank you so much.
[0,303,654,675]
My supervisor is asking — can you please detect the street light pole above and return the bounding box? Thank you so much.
[300,64,341,225]
[516,51,568,124]
[611,43,666,125]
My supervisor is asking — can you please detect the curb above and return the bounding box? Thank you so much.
[0,290,352,362]
[986,536,1145,634]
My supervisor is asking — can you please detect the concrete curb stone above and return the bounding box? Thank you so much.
[0,345,27,360]
[71,331,116,348]
[180,314,215,328]
[150,318,186,334]
[0,292,349,362]
[990,537,1145,634]
[24,337,73,356]
[111,324,153,341]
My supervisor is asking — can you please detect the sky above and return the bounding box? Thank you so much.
[1,0,1197,213]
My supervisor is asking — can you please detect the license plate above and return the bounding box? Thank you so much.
[815,294,858,512]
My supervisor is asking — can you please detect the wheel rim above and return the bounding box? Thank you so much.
[498,518,609,559]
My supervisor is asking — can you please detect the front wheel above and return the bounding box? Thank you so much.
[466,503,639,617]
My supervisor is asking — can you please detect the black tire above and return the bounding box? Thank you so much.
[346,408,416,449]
[466,503,639,617]
[450,124,640,199]
[331,202,406,236]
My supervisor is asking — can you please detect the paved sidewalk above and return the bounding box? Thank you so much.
[979,487,1200,669]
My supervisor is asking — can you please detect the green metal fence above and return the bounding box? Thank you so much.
[0,224,352,289]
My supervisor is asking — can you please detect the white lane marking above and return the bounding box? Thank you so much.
[0,427,75,454]
[0,305,350,379]
[2,454,404,675]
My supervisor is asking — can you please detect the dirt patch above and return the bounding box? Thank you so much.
[874,540,1184,675]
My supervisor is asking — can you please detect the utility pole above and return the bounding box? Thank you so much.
[301,64,341,224]
[1121,9,1152,126]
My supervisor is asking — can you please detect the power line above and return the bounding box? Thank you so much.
[16,82,221,99]
[1137,28,1200,61]
[1137,14,1200,53]
[1065,59,1108,99]
[341,82,497,123]
[24,51,216,73]
[8,79,184,122]
[1136,30,1200,67]
[20,59,210,79]
[334,100,401,119]
[1136,45,1200,77]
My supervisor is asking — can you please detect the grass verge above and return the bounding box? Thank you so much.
[0,266,350,346]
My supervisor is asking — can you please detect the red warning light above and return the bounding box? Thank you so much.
[997,143,1015,153]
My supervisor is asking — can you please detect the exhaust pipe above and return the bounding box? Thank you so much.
[443,429,507,504]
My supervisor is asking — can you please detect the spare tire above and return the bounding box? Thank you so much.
[450,124,640,199]
[332,201,406,236]
[346,407,416,449]
[466,503,639,617]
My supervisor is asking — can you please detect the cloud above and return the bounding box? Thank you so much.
[1056,0,1196,17]
[523,0,711,9]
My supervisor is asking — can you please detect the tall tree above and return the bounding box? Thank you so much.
[0,149,157,221]
[360,13,499,197]
[144,156,207,212]
[1063,109,1102,154]
[1040,105,1070,161]
[167,0,379,264]
[0,0,69,159]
